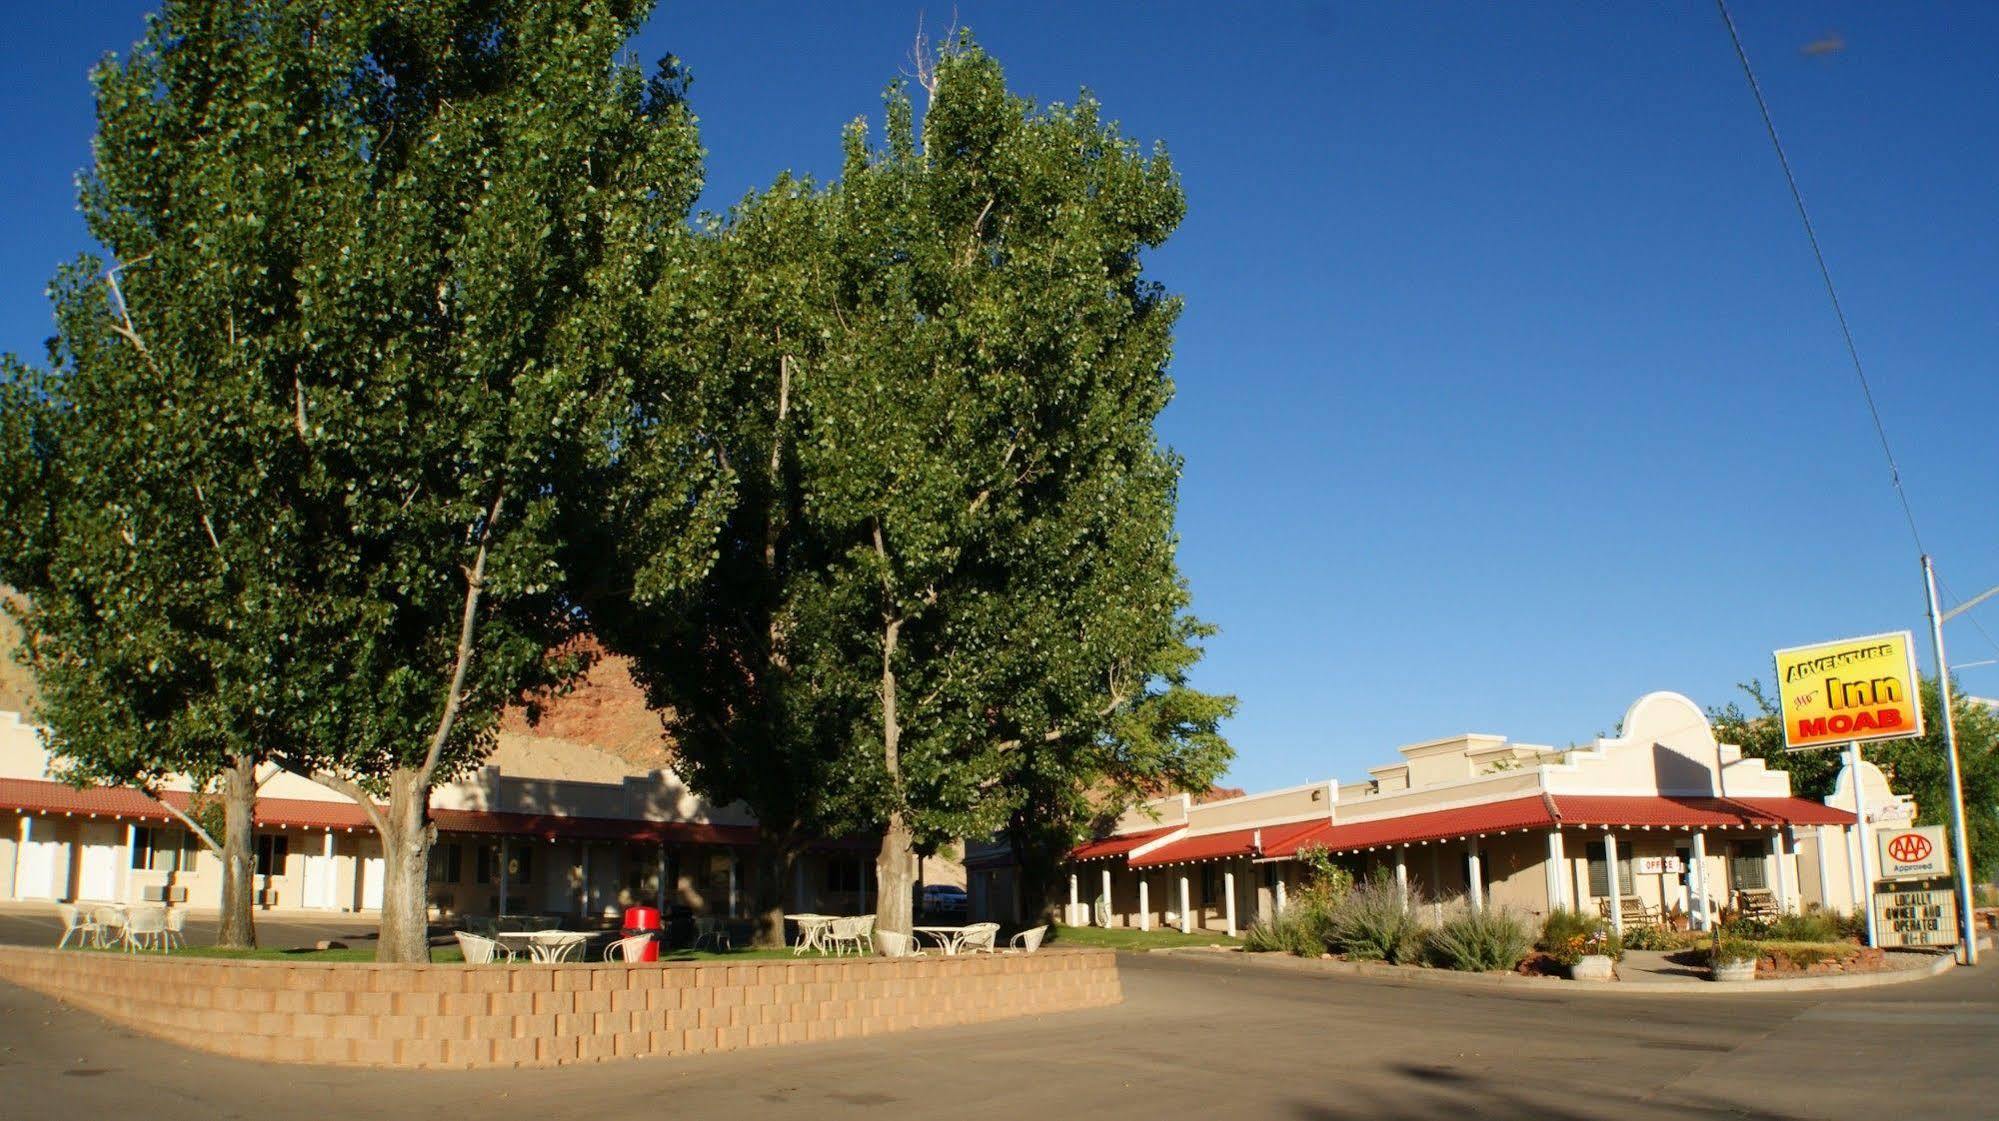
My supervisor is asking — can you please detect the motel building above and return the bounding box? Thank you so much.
[0,709,886,923]
[1061,692,1897,937]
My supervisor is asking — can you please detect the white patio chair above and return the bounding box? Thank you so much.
[124,907,168,953]
[603,934,652,962]
[874,930,922,958]
[57,904,100,949]
[1094,896,1113,927]
[162,907,188,951]
[454,930,514,964]
[1007,924,1048,953]
[693,915,732,951]
[958,922,1000,954]
[93,904,129,949]
[826,916,870,956]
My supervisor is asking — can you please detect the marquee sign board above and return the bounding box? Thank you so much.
[1877,825,1950,880]
[1872,878,1958,948]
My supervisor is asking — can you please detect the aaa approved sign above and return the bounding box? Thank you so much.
[1772,631,1924,750]
[1872,879,1958,948]
[1877,825,1950,880]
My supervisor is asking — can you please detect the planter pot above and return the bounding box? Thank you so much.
[1568,954,1615,982]
[1711,959,1758,983]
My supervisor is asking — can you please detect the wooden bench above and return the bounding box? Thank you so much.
[1599,896,1661,928]
[1734,888,1779,920]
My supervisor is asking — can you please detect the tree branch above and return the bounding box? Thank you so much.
[148,788,223,855]
[418,489,505,787]
[310,769,391,839]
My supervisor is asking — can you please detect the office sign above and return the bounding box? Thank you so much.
[1872,879,1958,948]
[1877,825,1949,880]
[1633,856,1683,875]
[1772,632,1924,751]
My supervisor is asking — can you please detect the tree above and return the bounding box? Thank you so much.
[1710,676,1999,879]
[598,39,1233,941]
[3,0,718,962]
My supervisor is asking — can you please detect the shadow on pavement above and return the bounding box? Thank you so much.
[1287,1061,1801,1121]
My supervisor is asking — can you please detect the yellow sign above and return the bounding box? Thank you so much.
[1772,631,1924,750]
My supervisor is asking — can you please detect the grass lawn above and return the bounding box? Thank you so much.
[1045,923,1240,951]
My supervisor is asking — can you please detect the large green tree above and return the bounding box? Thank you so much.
[2,0,719,961]
[1710,676,1999,879]
[597,40,1232,941]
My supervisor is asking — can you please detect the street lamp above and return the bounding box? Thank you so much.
[1921,558,1996,966]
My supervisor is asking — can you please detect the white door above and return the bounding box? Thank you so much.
[15,820,60,899]
[360,855,385,910]
[77,840,119,901]
[302,852,337,909]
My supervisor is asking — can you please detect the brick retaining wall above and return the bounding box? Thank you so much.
[0,946,1120,1068]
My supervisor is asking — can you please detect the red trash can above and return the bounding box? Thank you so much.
[621,905,662,962]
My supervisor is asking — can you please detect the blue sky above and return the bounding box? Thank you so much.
[3,2,1994,791]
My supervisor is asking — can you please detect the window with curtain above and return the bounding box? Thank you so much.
[1585,841,1636,897]
[1730,843,1768,890]
[255,834,289,878]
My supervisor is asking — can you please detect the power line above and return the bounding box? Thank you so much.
[1938,573,1999,667]
[1712,0,1925,555]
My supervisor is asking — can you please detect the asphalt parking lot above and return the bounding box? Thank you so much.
[3,935,1994,1121]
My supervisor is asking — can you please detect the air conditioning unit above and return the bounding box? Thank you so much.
[142,885,189,903]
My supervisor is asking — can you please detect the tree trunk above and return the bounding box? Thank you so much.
[750,835,798,948]
[215,754,259,950]
[374,767,435,963]
[875,812,916,938]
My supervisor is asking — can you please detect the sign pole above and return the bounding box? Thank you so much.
[1848,741,1879,948]
[1921,555,1979,965]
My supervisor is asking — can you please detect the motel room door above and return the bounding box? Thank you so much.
[15,819,63,899]
[75,822,123,901]
[302,842,339,909]
[360,853,385,911]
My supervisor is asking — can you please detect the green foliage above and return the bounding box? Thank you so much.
[1540,908,1624,962]
[1243,908,1326,956]
[1328,873,1425,963]
[1619,924,1696,952]
[1708,937,1762,966]
[1427,907,1535,972]
[590,36,1232,900]
[1763,911,1843,944]
[1711,676,1999,879]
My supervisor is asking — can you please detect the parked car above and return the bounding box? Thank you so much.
[919,884,969,918]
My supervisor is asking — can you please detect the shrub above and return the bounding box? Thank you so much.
[1541,908,1623,963]
[1707,937,1760,966]
[1758,940,1861,970]
[1765,911,1842,943]
[1243,904,1329,957]
[1622,924,1699,952]
[1328,873,1425,964]
[1429,907,1535,972]
[1832,908,1869,941]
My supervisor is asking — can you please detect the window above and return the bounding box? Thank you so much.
[474,843,529,885]
[1730,843,1767,890]
[1201,864,1221,904]
[1585,842,1636,897]
[427,841,460,885]
[255,834,288,878]
[131,827,197,873]
[826,856,874,895]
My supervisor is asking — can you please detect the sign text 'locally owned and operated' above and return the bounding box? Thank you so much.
[1772,631,1925,751]
[1877,825,1950,880]
[1871,878,1959,948]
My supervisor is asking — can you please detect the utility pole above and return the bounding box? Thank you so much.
[1921,555,1979,965]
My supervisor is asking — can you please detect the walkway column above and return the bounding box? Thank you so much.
[1603,831,1622,937]
[1101,866,1113,925]
[1274,876,1287,917]
[1395,847,1409,910]
[728,852,740,918]
[1770,830,1793,915]
[1067,871,1079,925]
[1689,831,1709,931]
[1178,874,1191,934]
[1223,867,1238,937]
[121,822,137,905]
[1814,825,1836,912]
[14,816,29,900]
[1428,846,1443,923]
[495,839,508,919]
[1139,877,1151,931]
[1465,840,1484,912]
[1544,830,1567,913]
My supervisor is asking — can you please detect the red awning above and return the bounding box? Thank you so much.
[1260,793,1857,858]
[1127,820,1327,868]
[0,777,177,822]
[1068,826,1179,862]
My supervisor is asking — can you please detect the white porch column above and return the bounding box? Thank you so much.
[1395,846,1409,910]
[579,843,591,919]
[1178,874,1192,934]
[1067,871,1079,925]
[1814,825,1836,912]
[1428,846,1443,923]
[495,838,508,919]
[728,852,740,918]
[1603,831,1622,936]
[1101,866,1113,925]
[1273,876,1287,917]
[1544,830,1567,912]
[1689,831,1709,931]
[1138,877,1151,930]
[121,822,137,905]
[14,816,31,901]
[1223,868,1238,937]
[1770,830,1793,915]
[1465,840,1484,912]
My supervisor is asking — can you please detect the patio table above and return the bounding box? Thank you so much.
[789,913,836,956]
[912,925,972,955]
[495,930,593,962]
